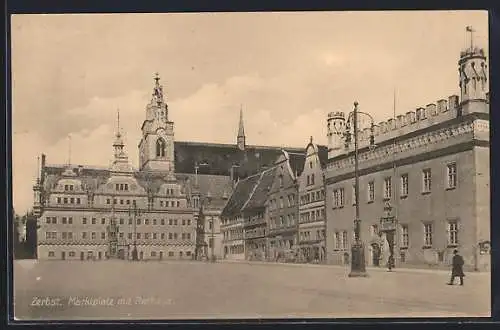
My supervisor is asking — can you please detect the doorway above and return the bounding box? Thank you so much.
[371,243,381,267]
[61,251,66,260]
[118,249,125,259]
[80,252,85,260]
[98,251,102,260]
[159,251,163,260]
[139,251,143,260]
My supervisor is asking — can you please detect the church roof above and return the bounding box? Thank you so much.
[242,166,277,211]
[221,173,262,218]
[173,141,304,178]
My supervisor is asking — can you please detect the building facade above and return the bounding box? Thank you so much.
[34,76,234,261]
[297,138,328,263]
[220,173,263,260]
[324,39,490,271]
[267,151,304,262]
[242,167,276,261]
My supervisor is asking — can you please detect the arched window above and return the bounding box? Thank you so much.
[156,138,166,157]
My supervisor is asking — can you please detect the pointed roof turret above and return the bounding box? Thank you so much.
[238,105,245,138]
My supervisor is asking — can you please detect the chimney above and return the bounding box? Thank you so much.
[448,95,459,110]
[437,99,448,113]
[426,103,437,117]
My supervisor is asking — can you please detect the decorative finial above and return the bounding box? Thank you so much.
[154,72,160,86]
[354,101,359,107]
[116,108,121,137]
[310,136,313,144]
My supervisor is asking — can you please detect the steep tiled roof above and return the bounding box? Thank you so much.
[221,173,261,218]
[287,152,306,177]
[174,141,304,178]
[317,145,329,168]
[242,166,276,211]
[42,165,231,201]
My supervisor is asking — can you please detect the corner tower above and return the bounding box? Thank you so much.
[139,73,175,173]
[237,106,246,151]
[459,26,489,115]
[327,111,346,159]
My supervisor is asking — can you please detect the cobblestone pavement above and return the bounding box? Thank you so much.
[13,259,490,320]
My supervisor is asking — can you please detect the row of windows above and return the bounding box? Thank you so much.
[47,250,192,258]
[269,213,297,229]
[299,208,326,223]
[115,183,129,191]
[223,228,244,240]
[300,189,325,205]
[269,194,296,210]
[46,231,193,240]
[333,163,458,206]
[400,221,459,248]
[299,229,326,242]
[46,216,191,226]
[245,228,267,239]
[245,213,265,224]
[56,197,82,205]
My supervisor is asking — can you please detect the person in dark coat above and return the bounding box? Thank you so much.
[448,249,465,286]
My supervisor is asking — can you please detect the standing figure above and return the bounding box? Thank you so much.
[448,249,465,286]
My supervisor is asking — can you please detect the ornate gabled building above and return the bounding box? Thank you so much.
[324,29,490,271]
[32,73,306,261]
[267,150,305,262]
[297,137,328,263]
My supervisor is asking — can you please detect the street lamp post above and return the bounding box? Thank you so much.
[128,201,145,261]
[344,101,376,278]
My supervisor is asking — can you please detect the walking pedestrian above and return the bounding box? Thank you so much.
[448,249,465,286]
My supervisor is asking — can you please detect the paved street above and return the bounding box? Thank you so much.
[13,259,490,320]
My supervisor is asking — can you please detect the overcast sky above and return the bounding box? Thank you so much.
[11,11,488,214]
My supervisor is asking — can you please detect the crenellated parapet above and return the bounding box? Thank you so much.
[325,113,489,180]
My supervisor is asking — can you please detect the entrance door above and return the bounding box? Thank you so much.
[372,243,381,267]
[80,252,85,260]
[118,249,125,259]
[159,251,163,260]
[139,251,143,260]
[61,251,66,260]
[98,251,102,260]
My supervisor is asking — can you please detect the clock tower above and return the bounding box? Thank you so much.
[138,73,175,173]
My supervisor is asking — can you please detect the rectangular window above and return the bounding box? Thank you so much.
[400,225,409,248]
[334,232,341,250]
[145,219,150,225]
[70,197,74,204]
[168,233,173,239]
[151,251,156,257]
[447,221,459,245]
[153,219,157,225]
[161,233,165,239]
[168,251,174,257]
[187,219,191,226]
[400,174,409,197]
[119,232,124,238]
[101,218,106,225]
[187,233,191,239]
[447,163,457,189]
[62,217,67,224]
[424,223,433,247]
[76,198,81,204]
[174,233,178,239]
[68,217,73,224]
[145,233,150,239]
[48,251,55,257]
[128,219,132,225]
[128,233,132,239]
[383,177,392,199]
[169,219,173,225]
[101,232,106,239]
[422,169,432,193]
[161,219,165,225]
[120,218,124,225]
[92,218,96,224]
[91,232,96,239]
[107,199,110,204]
[67,232,73,239]
[82,232,88,239]
[57,197,61,204]
[63,197,68,204]
[342,231,348,249]
[137,233,141,239]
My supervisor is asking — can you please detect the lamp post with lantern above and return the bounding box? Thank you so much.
[343,101,376,277]
[128,200,146,261]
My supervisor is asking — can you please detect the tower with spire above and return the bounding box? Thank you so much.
[458,26,489,115]
[237,105,246,151]
[139,73,176,173]
[110,109,134,174]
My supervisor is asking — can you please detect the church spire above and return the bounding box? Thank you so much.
[237,105,246,150]
[113,108,125,159]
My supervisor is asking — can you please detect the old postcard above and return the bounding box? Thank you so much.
[11,11,490,320]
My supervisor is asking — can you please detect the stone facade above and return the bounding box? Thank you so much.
[323,40,490,271]
[297,139,328,263]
